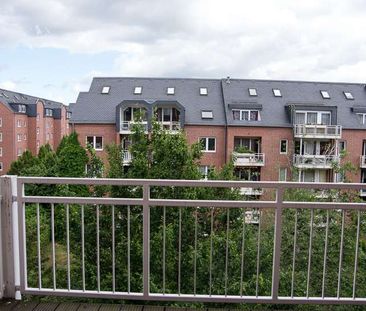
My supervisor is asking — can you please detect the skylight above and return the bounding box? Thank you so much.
[200,87,208,96]
[134,86,142,94]
[248,88,257,96]
[201,110,213,119]
[273,89,282,97]
[344,91,354,100]
[167,87,175,95]
[321,90,330,99]
[101,86,110,94]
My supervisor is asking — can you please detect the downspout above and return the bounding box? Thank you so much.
[220,80,228,164]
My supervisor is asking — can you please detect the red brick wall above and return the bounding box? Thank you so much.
[54,106,68,149]
[0,102,15,174]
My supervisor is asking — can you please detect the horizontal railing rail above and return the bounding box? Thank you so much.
[2,176,366,304]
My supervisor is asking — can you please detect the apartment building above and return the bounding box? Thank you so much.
[0,88,70,174]
[70,77,366,192]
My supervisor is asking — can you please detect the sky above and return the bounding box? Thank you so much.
[1,0,366,104]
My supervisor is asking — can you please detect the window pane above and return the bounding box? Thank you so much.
[307,113,317,124]
[280,140,287,153]
[163,108,171,122]
[321,113,331,125]
[172,108,180,122]
[279,168,287,181]
[124,108,132,121]
[250,111,258,121]
[295,113,305,124]
[232,110,240,120]
[87,136,94,147]
[95,137,103,149]
[241,111,249,120]
[200,138,207,150]
[208,138,215,151]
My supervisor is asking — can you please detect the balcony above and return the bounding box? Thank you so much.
[294,124,342,139]
[360,156,366,168]
[233,153,265,166]
[2,176,366,305]
[240,187,263,196]
[122,150,132,165]
[120,121,148,133]
[158,121,181,132]
[293,154,339,169]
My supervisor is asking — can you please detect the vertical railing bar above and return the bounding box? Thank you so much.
[256,209,262,298]
[96,205,100,292]
[225,208,230,296]
[352,210,361,299]
[66,204,70,291]
[321,210,330,298]
[112,205,115,293]
[163,206,166,295]
[209,207,214,296]
[193,207,198,296]
[337,210,345,299]
[178,207,182,295]
[51,203,56,290]
[290,209,298,298]
[81,205,85,292]
[142,184,150,298]
[36,203,42,289]
[306,209,314,298]
[127,205,131,294]
[240,208,246,297]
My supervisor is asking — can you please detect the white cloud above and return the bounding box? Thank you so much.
[0,81,17,90]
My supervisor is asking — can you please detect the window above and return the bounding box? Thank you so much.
[66,111,72,119]
[235,167,260,181]
[248,88,257,96]
[357,113,366,124]
[45,109,53,117]
[23,120,26,127]
[46,133,50,141]
[273,89,282,97]
[167,87,175,95]
[0,117,2,127]
[199,87,208,95]
[234,137,261,153]
[232,109,260,121]
[344,92,354,100]
[339,141,346,152]
[201,110,213,119]
[279,168,287,181]
[18,105,26,113]
[24,134,27,141]
[0,132,2,142]
[199,166,213,180]
[17,148,22,156]
[86,136,103,150]
[320,90,330,99]
[199,137,216,152]
[280,139,288,154]
[134,86,142,94]
[17,120,22,127]
[0,147,2,156]
[37,113,40,121]
[17,134,22,142]
[294,111,331,125]
[0,162,2,171]
[37,127,40,135]
[101,86,110,94]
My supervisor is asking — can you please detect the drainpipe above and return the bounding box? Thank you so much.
[221,80,228,164]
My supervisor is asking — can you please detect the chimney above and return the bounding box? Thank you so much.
[226,76,231,84]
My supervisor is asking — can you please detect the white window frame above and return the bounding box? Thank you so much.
[45,109,53,117]
[17,148,22,156]
[199,137,216,152]
[0,132,2,142]
[232,109,261,121]
[134,86,142,94]
[17,120,22,127]
[18,105,26,113]
[357,113,366,124]
[0,117,2,127]
[199,165,213,180]
[101,86,110,94]
[199,87,208,96]
[0,147,2,157]
[280,139,288,154]
[24,134,27,141]
[86,136,104,151]
[167,87,175,95]
[295,110,331,125]
[17,134,22,142]
[279,167,287,181]
[201,110,213,119]
[36,127,40,135]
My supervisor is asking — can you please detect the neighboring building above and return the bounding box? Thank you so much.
[0,88,70,174]
[70,77,366,193]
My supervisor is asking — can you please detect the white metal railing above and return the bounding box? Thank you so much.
[122,150,132,164]
[233,153,265,166]
[3,176,366,304]
[120,121,148,132]
[360,156,366,168]
[158,121,181,131]
[294,124,342,138]
[293,154,339,169]
[239,187,263,196]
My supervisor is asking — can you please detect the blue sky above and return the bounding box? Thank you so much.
[1,0,366,104]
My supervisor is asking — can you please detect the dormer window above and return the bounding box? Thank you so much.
[45,108,53,117]
[321,90,330,99]
[101,86,110,94]
[66,111,72,119]
[18,105,26,113]
[344,92,354,100]
[200,87,208,96]
[232,109,260,121]
[273,89,282,97]
[248,88,257,96]
[134,86,142,94]
[167,87,175,95]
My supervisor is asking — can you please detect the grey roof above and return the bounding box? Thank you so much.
[71,77,366,129]
[71,77,226,125]
[0,88,64,113]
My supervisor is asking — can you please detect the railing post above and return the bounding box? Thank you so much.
[142,183,150,298]
[272,187,284,302]
[0,175,21,300]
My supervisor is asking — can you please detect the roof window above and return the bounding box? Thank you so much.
[167,87,175,95]
[201,110,213,119]
[273,89,282,97]
[200,87,208,96]
[248,88,257,96]
[134,86,142,94]
[101,86,110,94]
[321,90,330,99]
[344,91,354,100]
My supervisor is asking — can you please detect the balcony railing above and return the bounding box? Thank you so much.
[360,156,366,168]
[158,121,181,131]
[293,154,339,169]
[233,153,265,166]
[240,187,263,196]
[294,124,342,139]
[120,121,148,133]
[2,176,366,305]
[122,150,132,165]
